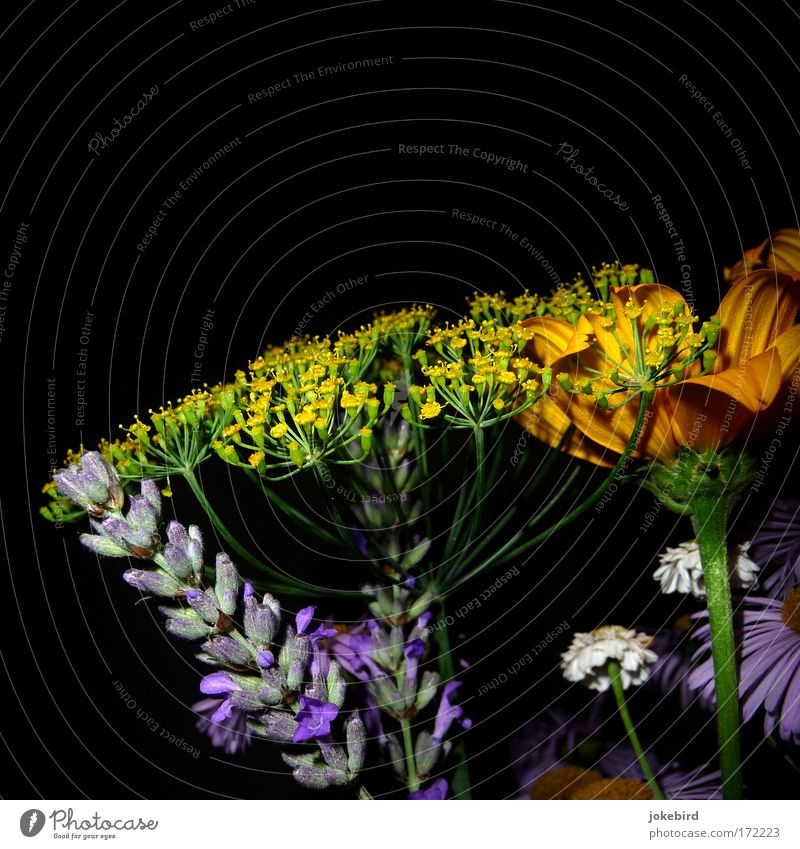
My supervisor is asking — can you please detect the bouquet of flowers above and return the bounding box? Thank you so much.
[43,229,800,800]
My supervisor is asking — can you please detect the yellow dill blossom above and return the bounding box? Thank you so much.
[248,451,265,467]
[420,400,444,419]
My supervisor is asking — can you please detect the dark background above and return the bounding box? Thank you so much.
[1,0,799,799]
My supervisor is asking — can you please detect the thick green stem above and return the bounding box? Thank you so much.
[607,660,664,799]
[644,447,754,800]
[401,718,420,792]
[357,784,374,800]
[691,496,744,800]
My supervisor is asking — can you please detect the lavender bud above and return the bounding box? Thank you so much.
[160,607,213,640]
[385,733,407,781]
[79,531,128,558]
[326,661,346,708]
[126,494,159,537]
[202,636,252,666]
[401,537,431,569]
[319,741,349,772]
[414,729,440,777]
[186,589,219,625]
[281,754,348,790]
[54,452,123,516]
[257,650,275,669]
[345,711,366,775]
[187,525,204,576]
[244,595,279,646]
[100,517,156,558]
[160,522,193,579]
[280,631,310,690]
[258,668,285,705]
[123,569,181,597]
[261,710,299,743]
[139,479,161,517]
[415,671,440,711]
[214,553,239,615]
[229,689,269,712]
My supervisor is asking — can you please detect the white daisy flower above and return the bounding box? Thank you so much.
[653,539,759,598]
[560,625,658,692]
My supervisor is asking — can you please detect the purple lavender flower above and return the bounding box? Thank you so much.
[432,682,470,743]
[746,499,800,596]
[689,589,800,743]
[193,697,252,755]
[293,696,340,742]
[409,778,448,800]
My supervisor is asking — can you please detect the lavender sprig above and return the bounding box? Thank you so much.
[330,582,470,798]
[55,452,365,793]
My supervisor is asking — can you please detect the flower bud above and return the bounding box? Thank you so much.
[213,553,239,615]
[261,709,299,743]
[123,569,181,597]
[345,711,366,775]
[414,729,440,777]
[160,607,213,640]
[326,661,346,708]
[54,451,124,516]
[280,631,311,690]
[186,589,219,624]
[244,594,279,646]
[202,635,252,666]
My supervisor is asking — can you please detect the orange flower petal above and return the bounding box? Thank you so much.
[515,395,614,467]
[715,271,800,368]
[521,315,591,366]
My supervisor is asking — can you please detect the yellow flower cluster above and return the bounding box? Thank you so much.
[467,290,539,324]
[404,317,551,428]
[214,335,383,478]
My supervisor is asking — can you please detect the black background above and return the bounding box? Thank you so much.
[2,0,799,799]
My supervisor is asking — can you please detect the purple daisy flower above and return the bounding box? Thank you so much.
[409,778,448,800]
[192,697,252,756]
[746,499,800,596]
[689,589,800,743]
[293,695,340,742]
